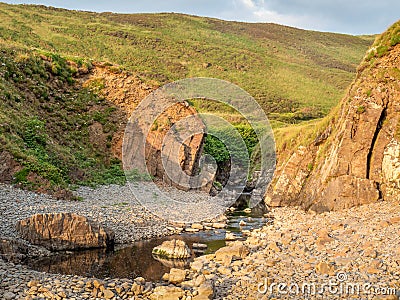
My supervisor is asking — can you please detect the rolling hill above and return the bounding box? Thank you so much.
[0,3,374,124]
[0,2,377,194]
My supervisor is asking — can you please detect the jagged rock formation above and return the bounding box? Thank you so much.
[16,213,115,251]
[265,145,316,207]
[140,102,207,191]
[266,22,400,212]
[84,64,209,191]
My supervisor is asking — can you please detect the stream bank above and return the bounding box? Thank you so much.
[22,208,269,282]
[2,198,400,299]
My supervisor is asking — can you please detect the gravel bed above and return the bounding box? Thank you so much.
[2,183,400,299]
[0,183,175,244]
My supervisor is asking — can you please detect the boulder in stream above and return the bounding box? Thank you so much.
[16,213,115,251]
[152,239,191,259]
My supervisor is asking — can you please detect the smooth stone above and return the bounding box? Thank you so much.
[4,292,16,300]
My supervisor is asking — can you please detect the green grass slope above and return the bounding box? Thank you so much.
[0,2,379,194]
[0,2,374,126]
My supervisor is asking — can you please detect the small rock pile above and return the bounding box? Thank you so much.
[204,200,400,299]
[0,257,215,299]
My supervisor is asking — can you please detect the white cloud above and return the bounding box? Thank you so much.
[252,8,325,30]
[231,0,321,30]
[229,0,400,34]
[239,0,256,9]
[253,8,297,23]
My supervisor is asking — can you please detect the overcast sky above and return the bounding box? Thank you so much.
[2,0,399,35]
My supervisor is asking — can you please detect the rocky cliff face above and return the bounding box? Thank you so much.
[266,22,400,212]
[84,64,207,191]
[81,63,153,160]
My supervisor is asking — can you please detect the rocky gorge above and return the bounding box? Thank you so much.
[0,7,399,300]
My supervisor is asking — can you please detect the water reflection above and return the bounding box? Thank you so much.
[25,234,225,282]
[152,255,189,269]
[24,210,267,281]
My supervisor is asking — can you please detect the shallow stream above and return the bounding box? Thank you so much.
[24,209,268,281]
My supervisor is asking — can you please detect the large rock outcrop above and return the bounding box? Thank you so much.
[123,95,212,192]
[265,145,316,207]
[142,102,207,191]
[266,22,400,212]
[16,213,115,251]
[84,64,210,192]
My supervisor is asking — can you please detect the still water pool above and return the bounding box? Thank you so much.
[24,209,268,281]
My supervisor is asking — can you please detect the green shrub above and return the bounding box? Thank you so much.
[213,181,223,190]
[365,21,400,62]
[13,168,29,184]
[390,34,400,46]
[376,45,389,57]
[23,117,47,149]
[203,124,259,166]
[203,135,230,164]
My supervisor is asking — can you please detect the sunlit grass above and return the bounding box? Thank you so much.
[0,2,374,127]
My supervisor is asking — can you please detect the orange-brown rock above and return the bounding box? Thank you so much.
[266,27,400,212]
[265,145,315,207]
[123,95,211,192]
[16,213,114,251]
[143,103,207,191]
[215,241,249,261]
[84,64,210,192]
[81,63,153,161]
[82,63,153,117]
[304,42,400,212]
[315,261,335,275]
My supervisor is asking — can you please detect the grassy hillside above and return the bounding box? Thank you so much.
[0,2,377,194]
[0,44,127,195]
[275,20,400,162]
[0,2,374,126]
